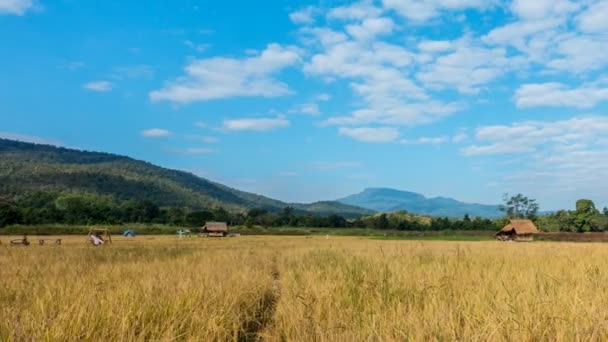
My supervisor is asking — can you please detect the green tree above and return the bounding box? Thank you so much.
[185,211,214,227]
[499,193,539,219]
[573,199,600,232]
[374,213,389,230]
[0,197,21,227]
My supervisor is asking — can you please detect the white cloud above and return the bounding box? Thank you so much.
[463,116,608,156]
[186,134,219,143]
[0,132,64,146]
[452,132,468,143]
[289,102,320,115]
[382,0,496,22]
[577,1,608,33]
[510,0,579,20]
[345,17,395,41]
[338,126,399,143]
[418,40,453,53]
[327,1,383,20]
[185,147,216,155]
[0,0,34,15]
[317,93,331,101]
[401,136,448,144]
[222,116,290,132]
[515,82,608,108]
[547,35,608,73]
[303,29,464,126]
[416,39,513,94]
[83,81,113,92]
[325,102,462,126]
[290,6,316,24]
[141,128,171,137]
[465,115,608,206]
[184,40,210,52]
[150,44,301,103]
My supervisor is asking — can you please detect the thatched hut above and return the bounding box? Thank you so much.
[495,219,539,241]
[202,222,228,237]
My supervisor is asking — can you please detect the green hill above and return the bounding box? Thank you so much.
[0,139,373,218]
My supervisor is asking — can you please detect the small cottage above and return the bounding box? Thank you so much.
[202,222,228,237]
[495,219,539,241]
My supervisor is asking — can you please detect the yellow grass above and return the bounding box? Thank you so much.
[2,235,608,340]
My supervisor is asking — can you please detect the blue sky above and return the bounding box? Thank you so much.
[2,0,608,210]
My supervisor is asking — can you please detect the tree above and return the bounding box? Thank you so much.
[573,199,600,232]
[0,197,21,227]
[185,211,214,227]
[374,213,389,230]
[499,193,539,219]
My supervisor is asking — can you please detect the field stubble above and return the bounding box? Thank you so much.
[1,235,608,341]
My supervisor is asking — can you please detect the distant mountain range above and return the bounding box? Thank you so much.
[337,188,503,218]
[0,139,373,218]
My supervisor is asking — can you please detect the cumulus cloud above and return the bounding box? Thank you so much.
[418,40,453,53]
[0,0,34,15]
[452,132,468,143]
[338,126,399,143]
[416,39,513,94]
[462,116,608,156]
[382,0,496,22]
[401,136,448,145]
[289,6,316,24]
[577,1,608,33]
[289,102,320,115]
[316,93,331,101]
[327,1,383,21]
[150,44,301,103]
[515,82,608,108]
[509,0,579,20]
[141,128,171,137]
[83,81,113,92]
[303,24,464,127]
[222,116,290,132]
[185,147,216,155]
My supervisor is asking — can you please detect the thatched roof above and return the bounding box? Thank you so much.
[496,219,539,235]
[203,222,228,232]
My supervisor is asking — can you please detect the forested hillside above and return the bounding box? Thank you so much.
[0,139,372,226]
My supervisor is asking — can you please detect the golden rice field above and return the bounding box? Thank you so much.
[2,235,608,341]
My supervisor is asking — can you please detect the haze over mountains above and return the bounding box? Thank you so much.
[338,188,502,218]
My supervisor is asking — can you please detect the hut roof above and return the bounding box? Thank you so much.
[496,219,539,235]
[203,222,228,232]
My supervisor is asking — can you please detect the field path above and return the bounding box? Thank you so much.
[238,255,281,341]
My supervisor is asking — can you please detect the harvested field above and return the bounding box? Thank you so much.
[2,235,608,340]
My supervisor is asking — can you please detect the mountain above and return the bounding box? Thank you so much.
[0,139,373,218]
[337,188,502,218]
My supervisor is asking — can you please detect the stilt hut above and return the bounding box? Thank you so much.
[202,222,228,237]
[495,219,539,241]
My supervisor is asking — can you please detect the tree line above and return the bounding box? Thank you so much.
[0,191,501,230]
[3,191,607,232]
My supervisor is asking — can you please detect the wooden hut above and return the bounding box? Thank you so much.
[495,219,539,241]
[202,222,228,237]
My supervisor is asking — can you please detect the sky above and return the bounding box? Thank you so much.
[1,0,608,210]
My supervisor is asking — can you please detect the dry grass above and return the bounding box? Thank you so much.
[2,235,608,341]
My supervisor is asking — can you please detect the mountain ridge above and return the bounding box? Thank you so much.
[0,138,373,218]
[337,187,502,218]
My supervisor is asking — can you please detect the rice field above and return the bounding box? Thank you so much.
[2,235,608,341]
